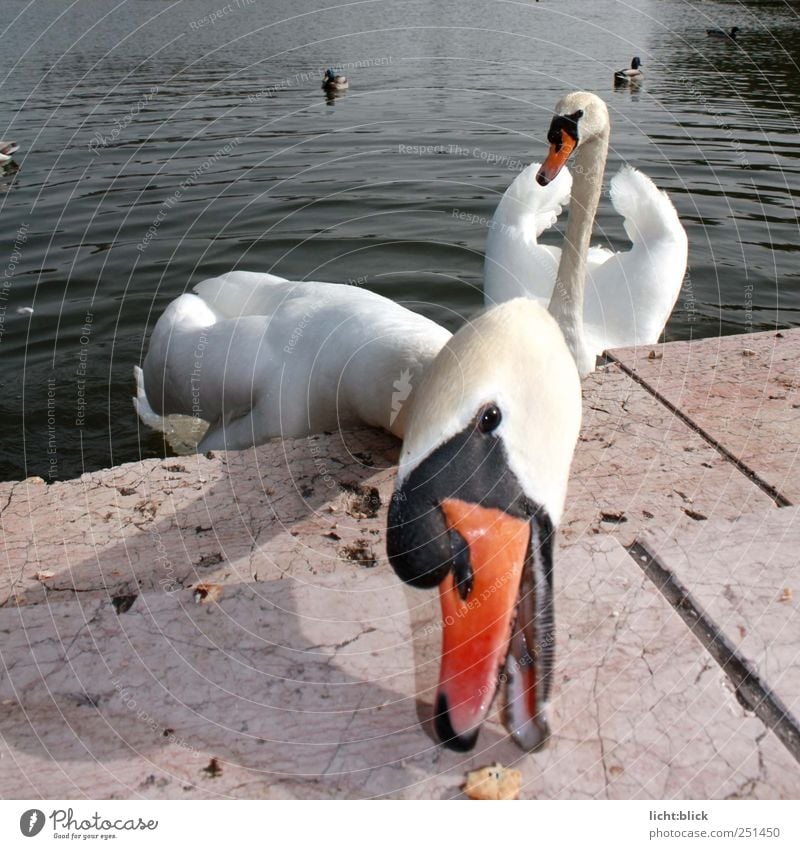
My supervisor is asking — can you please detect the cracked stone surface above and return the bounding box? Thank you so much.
[563,365,774,545]
[0,365,773,609]
[637,506,800,723]
[1,536,797,799]
[608,329,800,504]
[0,430,401,608]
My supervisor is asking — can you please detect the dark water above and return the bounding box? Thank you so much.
[1,0,799,482]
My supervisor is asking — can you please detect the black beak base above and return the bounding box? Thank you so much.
[386,419,535,590]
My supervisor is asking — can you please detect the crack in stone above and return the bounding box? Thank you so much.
[321,688,368,777]
[304,627,378,663]
[629,540,800,765]
[607,353,793,507]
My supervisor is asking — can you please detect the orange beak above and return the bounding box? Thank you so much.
[536,129,577,186]
[434,497,531,750]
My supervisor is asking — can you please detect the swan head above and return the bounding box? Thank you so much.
[386,299,582,751]
[536,91,609,186]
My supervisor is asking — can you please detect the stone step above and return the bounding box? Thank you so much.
[1,536,797,799]
[608,329,800,505]
[636,505,800,739]
[2,329,799,798]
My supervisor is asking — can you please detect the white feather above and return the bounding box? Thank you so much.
[484,105,687,370]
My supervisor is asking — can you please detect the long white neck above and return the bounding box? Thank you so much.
[547,127,609,375]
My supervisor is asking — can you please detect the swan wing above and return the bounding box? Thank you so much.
[192,270,290,318]
[583,166,687,351]
[137,274,450,450]
[484,163,572,306]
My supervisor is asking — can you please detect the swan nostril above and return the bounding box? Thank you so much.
[449,528,473,601]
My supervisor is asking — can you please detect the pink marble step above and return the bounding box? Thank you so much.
[608,329,800,504]
[2,536,796,799]
[637,506,800,728]
[2,331,797,799]
[563,364,774,545]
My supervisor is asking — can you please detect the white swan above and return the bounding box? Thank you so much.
[135,271,449,450]
[0,141,19,166]
[484,91,688,377]
[135,271,582,752]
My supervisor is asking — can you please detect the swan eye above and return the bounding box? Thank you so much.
[477,404,502,434]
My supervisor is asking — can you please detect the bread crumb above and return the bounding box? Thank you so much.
[463,763,522,800]
[780,587,792,602]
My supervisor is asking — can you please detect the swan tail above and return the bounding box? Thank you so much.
[134,292,220,424]
[491,162,573,237]
[193,270,290,319]
[133,365,168,433]
[610,166,686,247]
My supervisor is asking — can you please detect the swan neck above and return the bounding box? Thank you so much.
[548,130,608,334]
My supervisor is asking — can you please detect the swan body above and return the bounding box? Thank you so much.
[614,56,642,81]
[321,69,348,91]
[136,271,449,450]
[136,271,582,752]
[484,92,687,376]
[0,141,19,165]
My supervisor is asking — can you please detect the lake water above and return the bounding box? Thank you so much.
[2,0,799,482]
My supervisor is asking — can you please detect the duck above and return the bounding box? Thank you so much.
[707,26,739,40]
[0,140,19,166]
[321,68,348,91]
[614,56,642,82]
[135,270,582,752]
[483,91,688,377]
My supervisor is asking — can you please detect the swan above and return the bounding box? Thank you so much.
[135,271,582,751]
[0,141,19,166]
[387,299,581,751]
[135,272,451,449]
[707,27,739,40]
[614,56,642,82]
[321,69,348,91]
[484,91,688,377]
